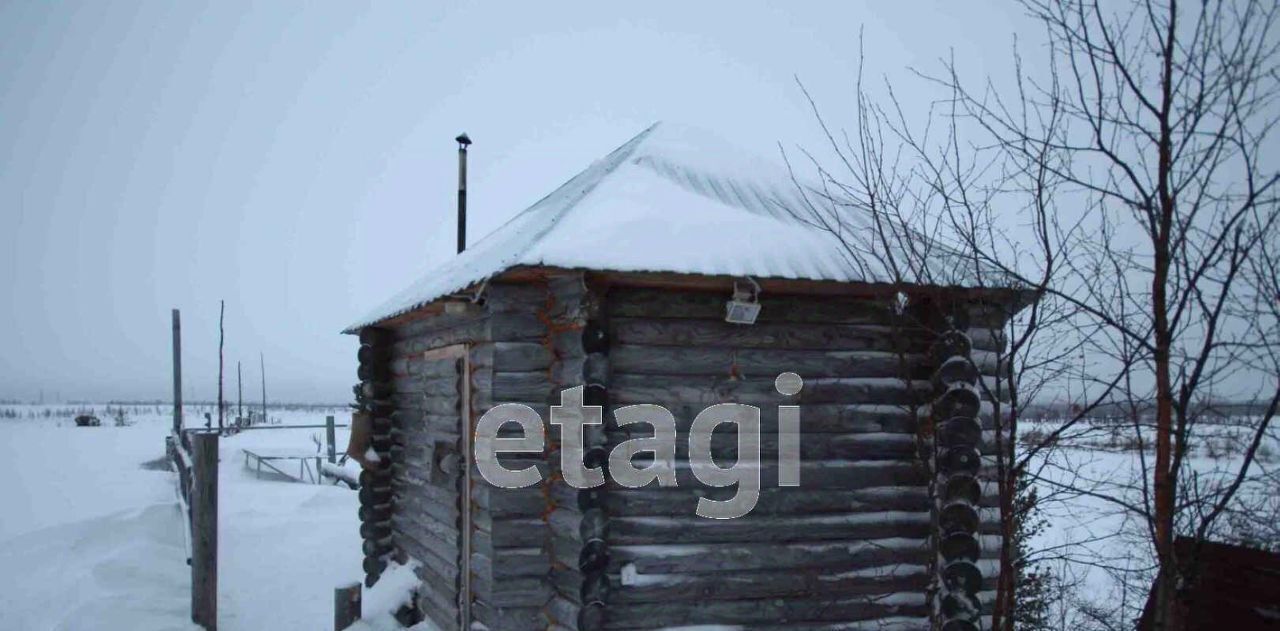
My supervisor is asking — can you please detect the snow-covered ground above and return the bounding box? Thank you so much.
[1,401,1272,629]
[1021,415,1280,624]
[0,403,366,631]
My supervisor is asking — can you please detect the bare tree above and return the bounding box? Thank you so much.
[791,0,1280,627]
[947,0,1280,626]
[784,42,1105,628]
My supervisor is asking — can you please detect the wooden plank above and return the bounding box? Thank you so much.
[408,563,461,628]
[593,460,930,491]
[394,308,485,339]
[547,506,936,545]
[611,317,926,352]
[469,574,551,608]
[602,511,932,545]
[499,265,1026,305]
[607,287,894,323]
[393,536,460,598]
[580,564,930,603]
[471,547,550,580]
[610,345,924,378]
[595,592,930,628]
[389,354,460,378]
[605,402,920,434]
[472,486,548,518]
[607,287,1016,329]
[552,485,933,518]
[391,510,460,559]
[481,371,554,402]
[422,343,468,362]
[390,320,484,357]
[481,283,547,313]
[609,538,930,574]
[485,518,546,549]
[458,345,474,629]
[609,374,932,406]
[605,430,919,462]
[471,341,554,372]
[472,600,546,631]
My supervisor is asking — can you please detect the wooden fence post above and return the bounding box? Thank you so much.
[172,309,182,434]
[334,582,362,630]
[191,432,219,630]
[326,415,337,464]
[259,352,267,424]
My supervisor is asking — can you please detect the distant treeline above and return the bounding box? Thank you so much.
[1,400,347,410]
[1024,400,1272,421]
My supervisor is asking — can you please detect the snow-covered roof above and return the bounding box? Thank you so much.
[346,122,1008,331]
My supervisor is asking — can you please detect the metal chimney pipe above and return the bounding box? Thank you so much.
[455,133,471,253]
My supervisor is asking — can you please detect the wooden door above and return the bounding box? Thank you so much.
[421,343,473,629]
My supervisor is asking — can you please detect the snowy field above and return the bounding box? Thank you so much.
[1020,415,1280,624]
[0,401,1273,629]
[0,403,368,631]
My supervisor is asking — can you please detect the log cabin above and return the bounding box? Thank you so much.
[343,123,1030,630]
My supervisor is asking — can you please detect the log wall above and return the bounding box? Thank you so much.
[922,301,1011,629]
[357,278,1014,630]
[354,326,395,593]
[537,273,612,630]
[582,288,941,628]
[473,283,557,630]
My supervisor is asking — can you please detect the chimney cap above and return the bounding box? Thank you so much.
[456,133,472,147]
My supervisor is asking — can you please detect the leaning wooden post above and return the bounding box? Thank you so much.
[334,582,362,630]
[191,432,219,630]
[172,309,183,434]
[326,415,337,464]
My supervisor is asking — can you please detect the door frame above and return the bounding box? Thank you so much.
[421,343,472,628]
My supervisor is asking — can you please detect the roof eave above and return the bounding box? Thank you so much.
[343,264,1037,333]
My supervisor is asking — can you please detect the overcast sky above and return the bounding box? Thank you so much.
[0,2,1036,403]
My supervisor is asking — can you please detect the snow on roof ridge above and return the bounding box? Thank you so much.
[344,122,1014,332]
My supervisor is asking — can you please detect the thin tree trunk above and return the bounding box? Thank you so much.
[994,350,1018,631]
[1151,3,1179,627]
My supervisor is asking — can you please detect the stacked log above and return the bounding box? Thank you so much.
[929,322,984,631]
[540,273,613,631]
[355,326,395,588]
[470,284,555,630]
[585,288,940,627]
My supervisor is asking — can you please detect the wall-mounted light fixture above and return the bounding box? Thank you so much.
[724,277,762,325]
